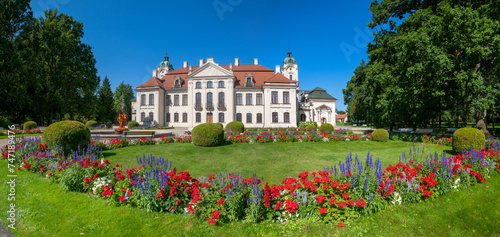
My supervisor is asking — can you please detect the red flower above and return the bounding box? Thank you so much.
[119,195,126,202]
[347,200,355,206]
[322,184,330,191]
[84,177,89,185]
[175,199,181,206]
[274,201,282,211]
[47,172,53,177]
[356,198,366,207]
[218,198,225,205]
[211,210,220,219]
[342,193,349,199]
[329,198,337,205]
[338,222,344,228]
[208,218,217,225]
[338,202,346,208]
[121,188,127,193]
[316,195,326,204]
[319,207,327,214]
[285,199,299,213]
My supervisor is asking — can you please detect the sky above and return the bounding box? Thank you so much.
[30,0,376,111]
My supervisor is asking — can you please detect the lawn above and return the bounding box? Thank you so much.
[1,152,498,236]
[103,141,451,184]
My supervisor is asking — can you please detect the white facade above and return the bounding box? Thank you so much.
[132,52,335,128]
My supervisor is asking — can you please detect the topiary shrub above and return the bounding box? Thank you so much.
[225,121,244,133]
[192,123,225,147]
[371,129,389,142]
[305,124,317,131]
[128,121,139,128]
[85,120,98,128]
[23,121,37,130]
[42,121,90,153]
[452,127,485,153]
[319,123,334,133]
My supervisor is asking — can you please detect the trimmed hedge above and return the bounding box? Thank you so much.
[371,129,389,142]
[319,123,334,133]
[23,121,37,130]
[452,127,485,153]
[305,124,317,131]
[128,121,139,128]
[225,121,244,133]
[192,123,225,147]
[85,120,98,128]
[42,121,90,153]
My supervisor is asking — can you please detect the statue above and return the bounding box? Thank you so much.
[115,109,129,134]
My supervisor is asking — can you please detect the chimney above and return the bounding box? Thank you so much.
[235,58,239,66]
[207,57,214,63]
[152,69,157,78]
[183,61,188,68]
[275,65,281,74]
[199,59,205,67]
[254,58,258,65]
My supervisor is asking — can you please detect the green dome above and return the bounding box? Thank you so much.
[283,50,297,65]
[159,52,174,70]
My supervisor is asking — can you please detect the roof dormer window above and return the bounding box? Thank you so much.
[245,74,254,87]
[173,76,181,89]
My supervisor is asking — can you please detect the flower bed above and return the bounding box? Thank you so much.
[3,136,500,228]
[227,128,364,144]
[1,127,42,135]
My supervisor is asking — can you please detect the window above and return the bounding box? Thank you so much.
[149,112,154,122]
[182,94,188,106]
[256,93,262,105]
[141,94,146,106]
[271,91,278,104]
[165,95,171,106]
[207,81,213,88]
[182,113,187,123]
[218,92,225,107]
[283,92,290,104]
[284,112,290,123]
[246,77,252,84]
[196,113,201,122]
[166,113,170,122]
[195,93,202,106]
[290,75,293,81]
[174,113,179,122]
[149,94,154,105]
[246,93,252,105]
[219,113,224,123]
[207,92,213,107]
[236,93,242,105]
[174,95,179,106]
[257,113,263,123]
[272,112,278,123]
[141,112,145,122]
[218,81,224,88]
[196,82,201,88]
[246,113,252,123]
[236,113,242,122]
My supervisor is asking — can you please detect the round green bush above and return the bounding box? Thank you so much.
[128,121,139,128]
[452,127,485,153]
[305,124,317,130]
[85,120,98,128]
[42,121,90,153]
[23,121,37,130]
[319,123,334,133]
[225,121,244,133]
[192,123,225,147]
[371,129,389,142]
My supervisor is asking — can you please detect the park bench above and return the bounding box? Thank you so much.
[397,128,413,133]
[414,128,434,134]
[446,128,458,134]
[124,130,156,138]
[185,127,193,135]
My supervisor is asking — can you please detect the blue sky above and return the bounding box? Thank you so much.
[31,0,375,111]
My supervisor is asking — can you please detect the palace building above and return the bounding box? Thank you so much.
[131,51,337,128]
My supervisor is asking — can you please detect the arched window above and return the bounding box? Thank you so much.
[246,113,252,123]
[219,113,224,123]
[218,92,225,107]
[195,93,202,105]
[196,113,201,122]
[272,112,278,123]
[284,112,290,123]
[207,81,213,88]
[218,81,224,88]
[236,113,242,122]
[257,113,263,123]
[141,112,145,122]
[196,82,201,89]
[207,92,213,107]
[149,112,154,122]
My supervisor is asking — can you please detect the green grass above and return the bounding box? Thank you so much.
[104,141,450,184]
[1,158,498,236]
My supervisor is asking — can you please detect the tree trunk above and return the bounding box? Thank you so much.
[476,109,491,138]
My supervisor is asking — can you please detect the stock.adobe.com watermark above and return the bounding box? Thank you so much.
[5,125,17,229]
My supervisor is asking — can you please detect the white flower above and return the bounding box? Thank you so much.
[322,137,329,142]
[391,192,402,205]
[273,139,277,143]
[249,139,254,144]
[298,139,302,142]
[451,177,460,190]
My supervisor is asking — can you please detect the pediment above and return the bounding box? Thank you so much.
[316,104,332,110]
[188,62,233,78]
